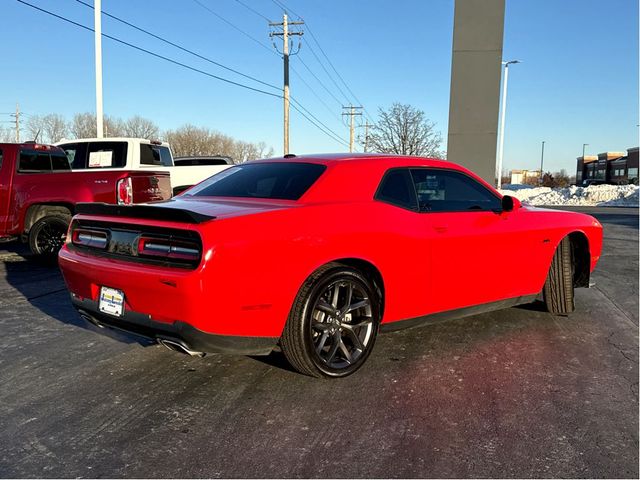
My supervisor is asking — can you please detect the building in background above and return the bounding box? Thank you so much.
[510,169,542,184]
[575,147,638,185]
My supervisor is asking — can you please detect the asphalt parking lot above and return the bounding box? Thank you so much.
[0,207,637,478]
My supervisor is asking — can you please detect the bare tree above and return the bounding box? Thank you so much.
[163,124,272,162]
[368,103,443,157]
[70,113,95,138]
[26,114,69,143]
[123,115,159,139]
[0,124,14,142]
[70,112,126,138]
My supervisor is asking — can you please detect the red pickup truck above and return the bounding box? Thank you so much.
[0,142,171,255]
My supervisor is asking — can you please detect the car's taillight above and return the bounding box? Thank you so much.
[117,177,133,205]
[71,228,108,249]
[138,236,201,263]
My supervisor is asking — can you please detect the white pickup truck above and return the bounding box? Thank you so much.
[56,138,230,195]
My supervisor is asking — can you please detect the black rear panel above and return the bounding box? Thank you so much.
[68,219,202,269]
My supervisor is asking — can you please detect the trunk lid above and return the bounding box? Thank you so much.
[129,171,172,203]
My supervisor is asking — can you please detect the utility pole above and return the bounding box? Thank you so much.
[94,0,104,138]
[539,140,546,184]
[360,121,373,153]
[270,14,303,155]
[342,106,362,153]
[13,103,20,143]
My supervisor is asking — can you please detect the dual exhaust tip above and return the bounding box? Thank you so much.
[79,311,205,357]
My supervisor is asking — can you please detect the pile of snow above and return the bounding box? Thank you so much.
[499,184,639,207]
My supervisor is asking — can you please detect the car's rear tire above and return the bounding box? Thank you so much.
[280,263,381,378]
[543,236,575,315]
[28,215,70,257]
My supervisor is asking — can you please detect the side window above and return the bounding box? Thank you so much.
[51,153,72,171]
[140,144,173,166]
[140,144,162,165]
[86,142,127,168]
[410,169,501,212]
[157,146,173,166]
[61,143,88,169]
[0,149,3,170]
[18,150,51,172]
[375,168,418,210]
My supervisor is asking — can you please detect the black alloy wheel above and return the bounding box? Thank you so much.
[310,279,375,369]
[29,216,69,256]
[281,264,381,378]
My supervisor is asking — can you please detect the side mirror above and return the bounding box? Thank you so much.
[501,195,520,212]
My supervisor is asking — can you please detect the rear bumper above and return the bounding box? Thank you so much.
[71,297,278,355]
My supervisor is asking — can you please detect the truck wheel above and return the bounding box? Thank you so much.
[28,215,70,256]
[281,263,381,378]
[543,236,575,315]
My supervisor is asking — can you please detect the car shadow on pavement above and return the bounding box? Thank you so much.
[2,243,150,347]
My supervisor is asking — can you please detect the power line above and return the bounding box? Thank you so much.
[296,57,342,106]
[190,0,275,55]
[74,0,279,92]
[15,0,347,148]
[16,0,281,98]
[189,0,343,127]
[232,0,271,22]
[302,38,351,104]
[269,0,351,107]
[290,68,340,120]
[290,102,348,147]
[271,0,375,122]
[291,97,347,146]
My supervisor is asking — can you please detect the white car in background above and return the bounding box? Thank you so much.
[56,138,231,195]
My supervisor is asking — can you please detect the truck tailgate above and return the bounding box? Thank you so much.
[130,171,172,203]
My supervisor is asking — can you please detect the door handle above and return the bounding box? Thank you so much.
[433,226,448,234]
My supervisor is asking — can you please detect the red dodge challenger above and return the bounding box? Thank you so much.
[58,154,603,377]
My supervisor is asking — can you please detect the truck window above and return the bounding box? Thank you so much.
[51,153,72,171]
[140,144,173,166]
[19,150,52,172]
[86,142,127,168]
[61,143,88,169]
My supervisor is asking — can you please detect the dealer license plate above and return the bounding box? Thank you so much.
[99,287,125,317]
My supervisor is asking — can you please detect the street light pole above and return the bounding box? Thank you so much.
[496,60,520,189]
[94,0,104,138]
[539,141,545,183]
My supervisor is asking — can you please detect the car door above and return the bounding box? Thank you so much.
[0,147,10,234]
[411,168,534,314]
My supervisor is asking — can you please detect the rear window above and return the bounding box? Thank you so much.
[186,162,326,200]
[140,144,173,166]
[18,150,71,172]
[86,141,127,168]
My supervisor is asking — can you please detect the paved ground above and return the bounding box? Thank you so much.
[0,207,637,478]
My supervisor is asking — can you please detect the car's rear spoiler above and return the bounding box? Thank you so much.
[75,202,215,224]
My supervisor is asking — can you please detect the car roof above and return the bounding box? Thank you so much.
[252,153,452,169]
[55,138,169,146]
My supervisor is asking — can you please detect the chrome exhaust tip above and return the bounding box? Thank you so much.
[157,338,205,357]
[79,311,105,329]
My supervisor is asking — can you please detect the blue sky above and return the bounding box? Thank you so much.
[1,0,638,173]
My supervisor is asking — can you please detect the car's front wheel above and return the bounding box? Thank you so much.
[281,263,381,378]
[543,236,575,315]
